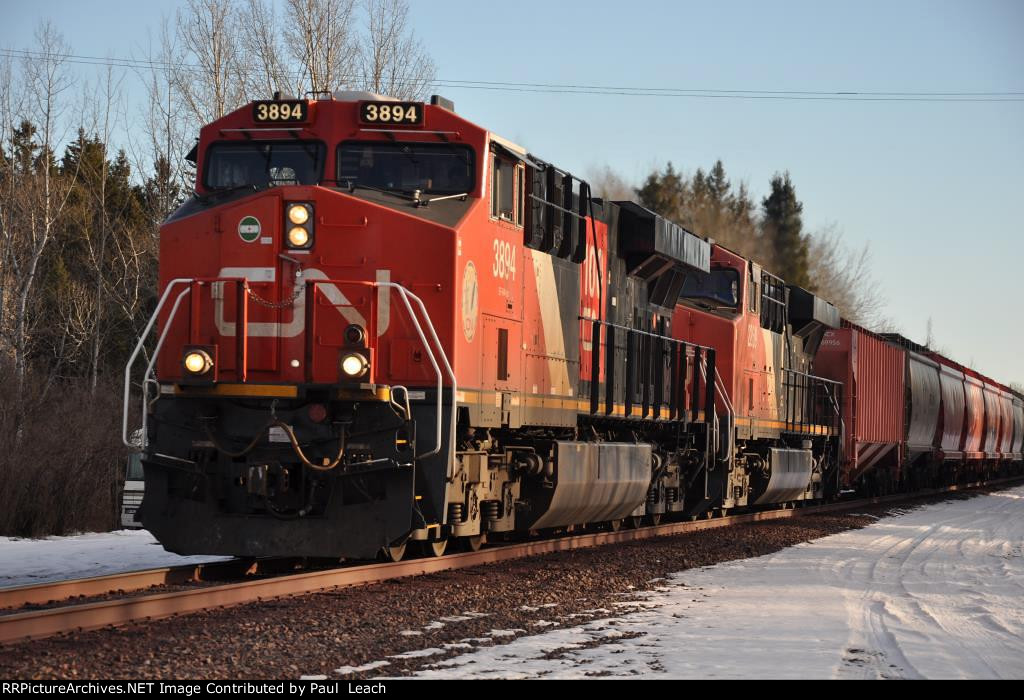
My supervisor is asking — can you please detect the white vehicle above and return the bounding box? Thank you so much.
[121,432,145,529]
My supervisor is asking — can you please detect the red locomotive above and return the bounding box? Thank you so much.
[123,93,1022,560]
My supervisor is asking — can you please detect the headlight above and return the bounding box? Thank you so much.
[287,226,310,247]
[340,352,369,378]
[288,204,310,225]
[183,349,213,375]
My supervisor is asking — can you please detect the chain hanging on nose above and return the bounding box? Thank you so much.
[246,257,304,309]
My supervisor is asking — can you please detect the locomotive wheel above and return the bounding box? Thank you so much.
[646,514,662,526]
[419,539,448,558]
[627,516,644,529]
[608,519,623,532]
[382,540,407,562]
[461,534,486,552]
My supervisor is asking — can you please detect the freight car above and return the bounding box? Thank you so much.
[122,92,1015,561]
[815,325,1023,493]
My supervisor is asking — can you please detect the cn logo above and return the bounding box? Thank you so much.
[212,267,391,338]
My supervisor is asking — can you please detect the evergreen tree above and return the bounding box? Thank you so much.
[761,172,810,288]
[10,121,39,175]
[635,160,770,266]
[635,162,686,222]
[139,155,184,227]
[706,160,730,207]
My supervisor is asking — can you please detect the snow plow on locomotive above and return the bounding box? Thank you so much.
[123,92,1014,562]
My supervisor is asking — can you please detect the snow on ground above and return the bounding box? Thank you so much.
[410,487,1024,680]
[0,530,229,588]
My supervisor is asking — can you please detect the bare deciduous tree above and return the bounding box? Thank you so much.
[242,0,298,98]
[806,224,885,328]
[283,0,359,95]
[174,0,249,123]
[585,164,635,202]
[76,65,128,392]
[0,52,21,352]
[4,23,80,410]
[135,19,192,220]
[356,0,435,99]
[170,0,436,117]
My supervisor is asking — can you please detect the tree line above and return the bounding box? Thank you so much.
[589,161,885,326]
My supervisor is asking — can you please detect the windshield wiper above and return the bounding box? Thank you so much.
[193,183,264,203]
[419,192,469,207]
[341,180,419,202]
[436,142,472,167]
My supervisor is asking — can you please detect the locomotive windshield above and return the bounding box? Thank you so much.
[679,268,740,310]
[337,141,475,195]
[204,141,325,189]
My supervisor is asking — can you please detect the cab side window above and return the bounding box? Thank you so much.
[491,155,523,226]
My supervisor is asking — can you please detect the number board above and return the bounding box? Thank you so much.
[252,101,308,123]
[359,101,424,126]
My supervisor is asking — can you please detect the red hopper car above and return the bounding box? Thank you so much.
[815,324,1023,491]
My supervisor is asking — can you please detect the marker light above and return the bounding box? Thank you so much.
[340,353,369,378]
[344,324,366,346]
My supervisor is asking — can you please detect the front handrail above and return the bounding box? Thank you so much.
[375,282,456,466]
[122,278,194,449]
[122,277,457,479]
[306,278,456,467]
[698,360,735,462]
[714,366,735,461]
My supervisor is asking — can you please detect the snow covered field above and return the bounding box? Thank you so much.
[410,487,1024,680]
[0,530,229,588]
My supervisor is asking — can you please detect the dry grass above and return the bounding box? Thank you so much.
[0,368,126,537]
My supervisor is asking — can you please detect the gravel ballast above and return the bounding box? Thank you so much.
[0,492,1000,680]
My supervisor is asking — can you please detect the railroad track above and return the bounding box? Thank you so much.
[0,556,327,610]
[2,475,1021,646]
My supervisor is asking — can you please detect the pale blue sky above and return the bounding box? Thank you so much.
[3,0,1022,384]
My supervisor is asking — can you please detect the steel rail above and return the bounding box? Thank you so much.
[0,566,209,611]
[2,475,1021,646]
[0,558,316,610]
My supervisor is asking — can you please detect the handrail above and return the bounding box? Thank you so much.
[713,366,735,461]
[582,315,718,424]
[698,360,735,462]
[375,282,456,466]
[122,278,194,449]
[780,367,843,433]
[308,278,456,466]
[123,276,457,481]
[137,287,194,447]
[579,315,716,352]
